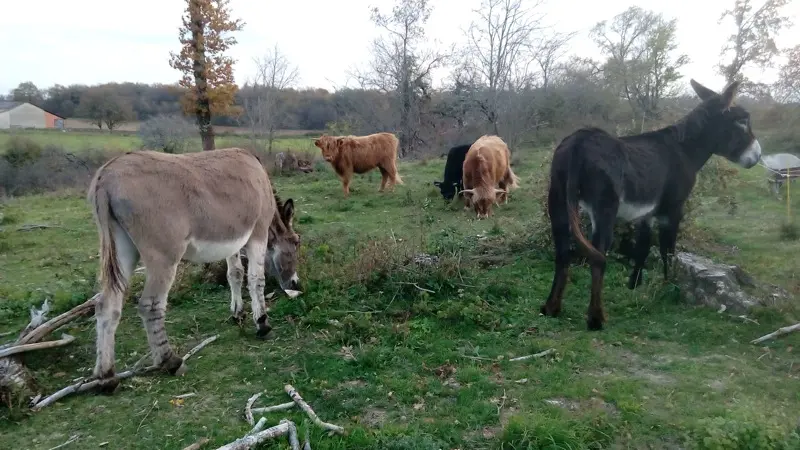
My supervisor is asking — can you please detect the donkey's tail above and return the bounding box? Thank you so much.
[563,134,605,265]
[89,179,126,295]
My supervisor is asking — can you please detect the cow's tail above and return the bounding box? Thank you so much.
[391,134,403,184]
[89,177,126,296]
[560,135,605,265]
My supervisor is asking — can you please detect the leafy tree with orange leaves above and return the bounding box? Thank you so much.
[169,0,244,150]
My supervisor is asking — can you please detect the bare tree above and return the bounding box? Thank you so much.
[242,44,300,152]
[534,31,577,91]
[355,0,451,157]
[773,44,800,103]
[464,0,546,135]
[718,0,793,89]
[592,7,688,125]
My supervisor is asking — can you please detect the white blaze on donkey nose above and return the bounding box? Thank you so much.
[739,139,762,167]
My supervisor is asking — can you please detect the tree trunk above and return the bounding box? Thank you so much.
[190,1,215,151]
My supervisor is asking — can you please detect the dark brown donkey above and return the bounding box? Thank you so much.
[540,79,761,331]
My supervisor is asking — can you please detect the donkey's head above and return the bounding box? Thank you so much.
[267,197,301,293]
[689,79,761,168]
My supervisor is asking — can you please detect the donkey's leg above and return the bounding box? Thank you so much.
[93,225,139,393]
[138,261,184,375]
[627,220,652,289]
[657,215,680,281]
[541,187,570,317]
[244,238,271,338]
[587,213,615,331]
[226,251,246,324]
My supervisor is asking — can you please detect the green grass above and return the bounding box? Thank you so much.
[0,129,318,154]
[1,147,799,449]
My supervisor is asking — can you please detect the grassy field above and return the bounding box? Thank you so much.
[0,128,320,154]
[1,146,799,449]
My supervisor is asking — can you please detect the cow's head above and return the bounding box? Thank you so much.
[433,180,460,201]
[461,187,506,219]
[313,135,344,163]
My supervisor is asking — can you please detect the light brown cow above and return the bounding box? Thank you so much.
[87,148,301,393]
[313,132,403,197]
[461,135,520,219]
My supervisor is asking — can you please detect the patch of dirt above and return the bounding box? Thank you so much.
[361,407,388,428]
[339,379,367,389]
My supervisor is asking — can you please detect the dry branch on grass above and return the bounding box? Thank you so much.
[284,384,345,434]
[0,334,75,358]
[1,296,97,400]
[182,437,210,450]
[244,392,263,426]
[751,322,800,344]
[281,419,301,450]
[31,334,219,410]
[214,421,292,450]
[509,348,556,362]
[251,401,296,414]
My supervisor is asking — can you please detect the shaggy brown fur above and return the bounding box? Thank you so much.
[313,132,403,197]
[461,135,520,218]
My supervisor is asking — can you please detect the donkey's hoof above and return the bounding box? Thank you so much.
[162,355,186,376]
[539,304,561,317]
[228,314,246,326]
[586,316,604,331]
[94,376,120,395]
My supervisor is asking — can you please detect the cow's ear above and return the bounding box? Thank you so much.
[335,137,345,147]
[433,181,441,187]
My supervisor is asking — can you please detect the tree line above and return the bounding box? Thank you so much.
[4,0,799,156]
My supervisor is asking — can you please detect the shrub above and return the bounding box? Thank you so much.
[138,114,197,153]
[0,140,114,196]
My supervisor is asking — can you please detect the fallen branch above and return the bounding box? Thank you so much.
[248,417,267,435]
[18,295,97,345]
[244,392,263,426]
[302,428,311,450]
[751,322,800,345]
[214,421,291,450]
[0,334,75,358]
[31,365,161,410]
[251,401,296,414]
[509,348,556,362]
[182,437,209,450]
[20,298,51,338]
[31,334,218,410]
[17,224,63,232]
[394,282,435,294]
[284,384,345,435]
[280,419,301,450]
[47,434,79,450]
[182,335,218,361]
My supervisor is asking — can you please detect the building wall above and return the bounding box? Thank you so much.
[0,111,10,129]
[44,111,64,129]
[9,103,46,128]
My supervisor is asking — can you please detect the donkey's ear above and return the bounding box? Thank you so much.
[282,199,295,222]
[690,79,717,101]
[720,80,741,109]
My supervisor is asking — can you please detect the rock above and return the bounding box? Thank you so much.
[674,252,790,313]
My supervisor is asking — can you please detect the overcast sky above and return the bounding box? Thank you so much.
[2,0,799,96]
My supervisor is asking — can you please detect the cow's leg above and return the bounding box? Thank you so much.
[226,251,246,325]
[498,181,508,204]
[245,237,271,338]
[339,171,352,198]
[93,224,139,394]
[627,220,652,289]
[137,256,183,375]
[541,186,570,318]
[657,213,681,281]
[378,166,389,192]
[587,211,615,331]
